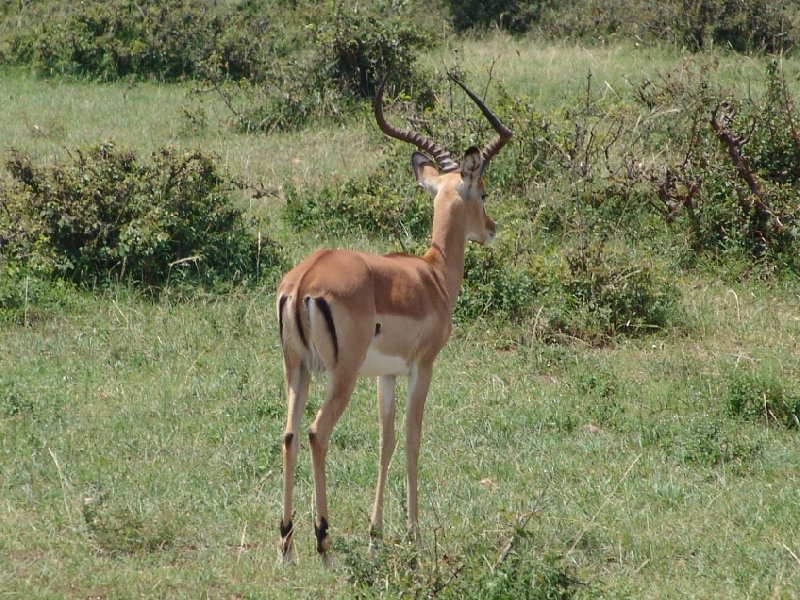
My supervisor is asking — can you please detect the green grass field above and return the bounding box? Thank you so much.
[2,35,800,598]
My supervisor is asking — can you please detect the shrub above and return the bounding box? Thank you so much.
[314,10,433,100]
[674,0,797,53]
[215,10,435,134]
[0,143,282,288]
[638,60,800,272]
[283,150,432,240]
[456,246,539,325]
[534,0,799,53]
[341,522,580,599]
[5,0,284,81]
[677,419,763,466]
[214,68,347,134]
[446,0,552,34]
[0,266,80,325]
[561,233,679,337]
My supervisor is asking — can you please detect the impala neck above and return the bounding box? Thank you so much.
[424,199,467,311]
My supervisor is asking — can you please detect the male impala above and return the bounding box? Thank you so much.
[277,73,512,563]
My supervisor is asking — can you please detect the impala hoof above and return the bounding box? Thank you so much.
[315,516,330,555]
[279,519,294,565]
[320,551,337,569]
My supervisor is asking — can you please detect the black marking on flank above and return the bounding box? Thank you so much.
[314,297,339,363]
[278,295,288,343]
[315,516,329,554]
[308,429,316,443]
[375,322,382,336]
[283,432,294,447]
[295,295,308,348]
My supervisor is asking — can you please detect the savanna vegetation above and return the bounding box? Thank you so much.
[1,1,799,597]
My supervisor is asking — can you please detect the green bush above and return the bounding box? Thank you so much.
[675,0,797,53]
[446,0,552,33]
[0,266,80,325]
[215,69,346,134]
[4,0,284,81]
[315,11,433,100]
[535,0,799,53]
[561,234,679,338]
[442,549,577,599]
[676,419,762,467]
[0,144,282,288]
[283,151,432,240]
[456,246,539,325]
[633,60,800,272]
[216,10,435,134]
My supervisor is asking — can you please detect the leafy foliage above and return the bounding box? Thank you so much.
[212,8,433,133]
[673,0,797,53]
[2,0,799,79]
[2,0,287,81]
[557,232,680,339]
[536,0,799,53]
[456,247,539,325]
[633,60,800,272]
[315,10,433,100]
[0,144,282,288]
[214,68,346,134]
[446,0,552,34]
[676,419,763,467]
[284,149,432,240]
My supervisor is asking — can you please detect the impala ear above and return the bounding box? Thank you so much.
[411,152,440,196]
[460,146,484,187]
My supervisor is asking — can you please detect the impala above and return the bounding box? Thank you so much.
[277,73,512,564]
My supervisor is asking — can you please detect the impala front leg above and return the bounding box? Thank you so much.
[405,362,433,545]
[370,375,397,550]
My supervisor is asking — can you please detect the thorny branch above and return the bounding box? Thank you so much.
[709,101,781,247]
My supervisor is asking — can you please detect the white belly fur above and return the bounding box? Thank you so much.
[359,346,409,376]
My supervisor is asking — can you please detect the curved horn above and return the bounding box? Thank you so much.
[448,74,513,165]
[374,74,460,173]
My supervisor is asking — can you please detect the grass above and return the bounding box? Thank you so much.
[423,32,800,107]
[2,36,800,598]
[0,68,378,187]
[2,281,798,597]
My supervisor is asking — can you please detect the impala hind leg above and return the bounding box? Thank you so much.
[280,356,310,564]
[308,371,358,565]
[405,363,432,545]
[370,375,397,554]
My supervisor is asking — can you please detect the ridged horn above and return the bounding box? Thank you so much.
[373,73,460,173]
[448,73,513,165]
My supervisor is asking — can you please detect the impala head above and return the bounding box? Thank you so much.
[374,73,512,246]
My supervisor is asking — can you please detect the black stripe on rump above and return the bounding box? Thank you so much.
[294,295,308,348]
[278,295,288,343]
[314,297,339,363]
